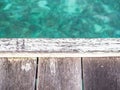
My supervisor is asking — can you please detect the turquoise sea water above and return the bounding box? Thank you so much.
[0,0,120,38]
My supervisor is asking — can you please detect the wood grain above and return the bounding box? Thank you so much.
[0,57,37,90]
[37,57,82,90]
[83,57,120,90]
[0,39,120,53]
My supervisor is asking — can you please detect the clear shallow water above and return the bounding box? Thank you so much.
[0,0,120,38]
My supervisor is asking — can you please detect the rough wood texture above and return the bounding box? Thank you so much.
[0,57,37,90]
[0,39,120,53]
[83,57,120,90]
[37,57,82,90]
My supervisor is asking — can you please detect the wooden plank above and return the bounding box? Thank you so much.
[83,57,120,90]
[0,57,37,90]
[37,57,82,90]
[0,39,120,54]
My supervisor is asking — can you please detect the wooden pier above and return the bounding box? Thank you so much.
[0,39,120,90]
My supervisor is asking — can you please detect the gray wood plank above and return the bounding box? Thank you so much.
[0,39,120,53]
[0,57,37,90]
[37,57,82,90]
[83,57,120,90]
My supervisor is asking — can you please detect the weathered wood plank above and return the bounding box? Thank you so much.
[0,57,37,90]
[83,57,120,90]
[37,57,82,90]
[0,39,120,53]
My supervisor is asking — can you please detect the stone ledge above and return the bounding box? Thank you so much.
[0,38,120,57]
